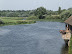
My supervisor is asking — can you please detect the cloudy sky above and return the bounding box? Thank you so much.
[0,0,72,11]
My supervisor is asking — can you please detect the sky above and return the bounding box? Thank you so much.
[0,0,72,11]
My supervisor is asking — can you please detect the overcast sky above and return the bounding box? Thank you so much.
[0,0,72,11]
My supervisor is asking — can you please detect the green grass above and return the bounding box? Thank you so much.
[0,16,63,26]
[69,35,72,54]
[0,17,24,20]
[0,17,36,26]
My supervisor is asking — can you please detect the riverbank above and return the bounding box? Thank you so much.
[0,17,64,26]
[26,16,64,22]
[69,35,72,54]
[0,17,36,26]
[33,19,63,22]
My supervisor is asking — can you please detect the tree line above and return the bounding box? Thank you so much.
[0,7,72,20]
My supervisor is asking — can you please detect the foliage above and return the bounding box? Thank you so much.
[0,7,72,22]
[17,20,36,24]
[46,10,58,15]
[6,12,18,17]
[0,19,4,24]
[69,35,72,54]
[34,7,47,19]
[46,15,60,19]
[58,7,61,14]
[0,17,36,26]
[68,8,72,11]
[60,10,72,20]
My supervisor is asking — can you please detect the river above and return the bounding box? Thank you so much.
[0,22,68,54]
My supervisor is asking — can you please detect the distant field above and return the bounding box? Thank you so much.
[0,17,36,26]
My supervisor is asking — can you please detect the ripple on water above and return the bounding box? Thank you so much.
[0,29,10,35]
[0,22,68,54]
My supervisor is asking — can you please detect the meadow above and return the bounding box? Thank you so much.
[0,17,36,26]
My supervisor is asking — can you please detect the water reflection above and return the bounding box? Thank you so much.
[61,44,68,54]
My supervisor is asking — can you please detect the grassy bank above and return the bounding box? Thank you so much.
[0,16,63,26]
[34,19,63,22]
[26,15,64,22]
[69,35,72,54]
[27,18,63,22]
[0,17,36,26]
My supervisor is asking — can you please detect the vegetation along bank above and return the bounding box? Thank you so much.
[69,35,72,54]
[0,17,36,26]
[0,7,72,25]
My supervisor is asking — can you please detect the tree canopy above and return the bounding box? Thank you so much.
[0,7,72,21]
[58,7,61,14]
[34,7,47,19]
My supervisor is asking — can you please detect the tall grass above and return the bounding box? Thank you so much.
[0,17,36,26]
[69,35,72,54]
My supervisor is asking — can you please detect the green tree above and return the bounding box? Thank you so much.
[60,10,72,20]
[34,7,47,19]
[0,19,4,24]
[68,8,72,11]
[58,7,61,14]
[6,12,18,17]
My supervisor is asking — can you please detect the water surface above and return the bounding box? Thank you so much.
[0,22,68,54]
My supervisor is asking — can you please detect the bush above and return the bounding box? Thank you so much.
[38,15,45,19]
[0,19,4,24]
[16,20,27,24]
[6,12,18,17]
[16,20,36,24]
[69,35,72,54]
[60,10,72,21]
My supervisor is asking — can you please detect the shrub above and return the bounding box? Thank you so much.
[0,19,4,24]
[16,20,36,24]
[60,10,72,21]
[16,20,27,24]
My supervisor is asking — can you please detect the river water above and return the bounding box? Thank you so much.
[0,22,68,54]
